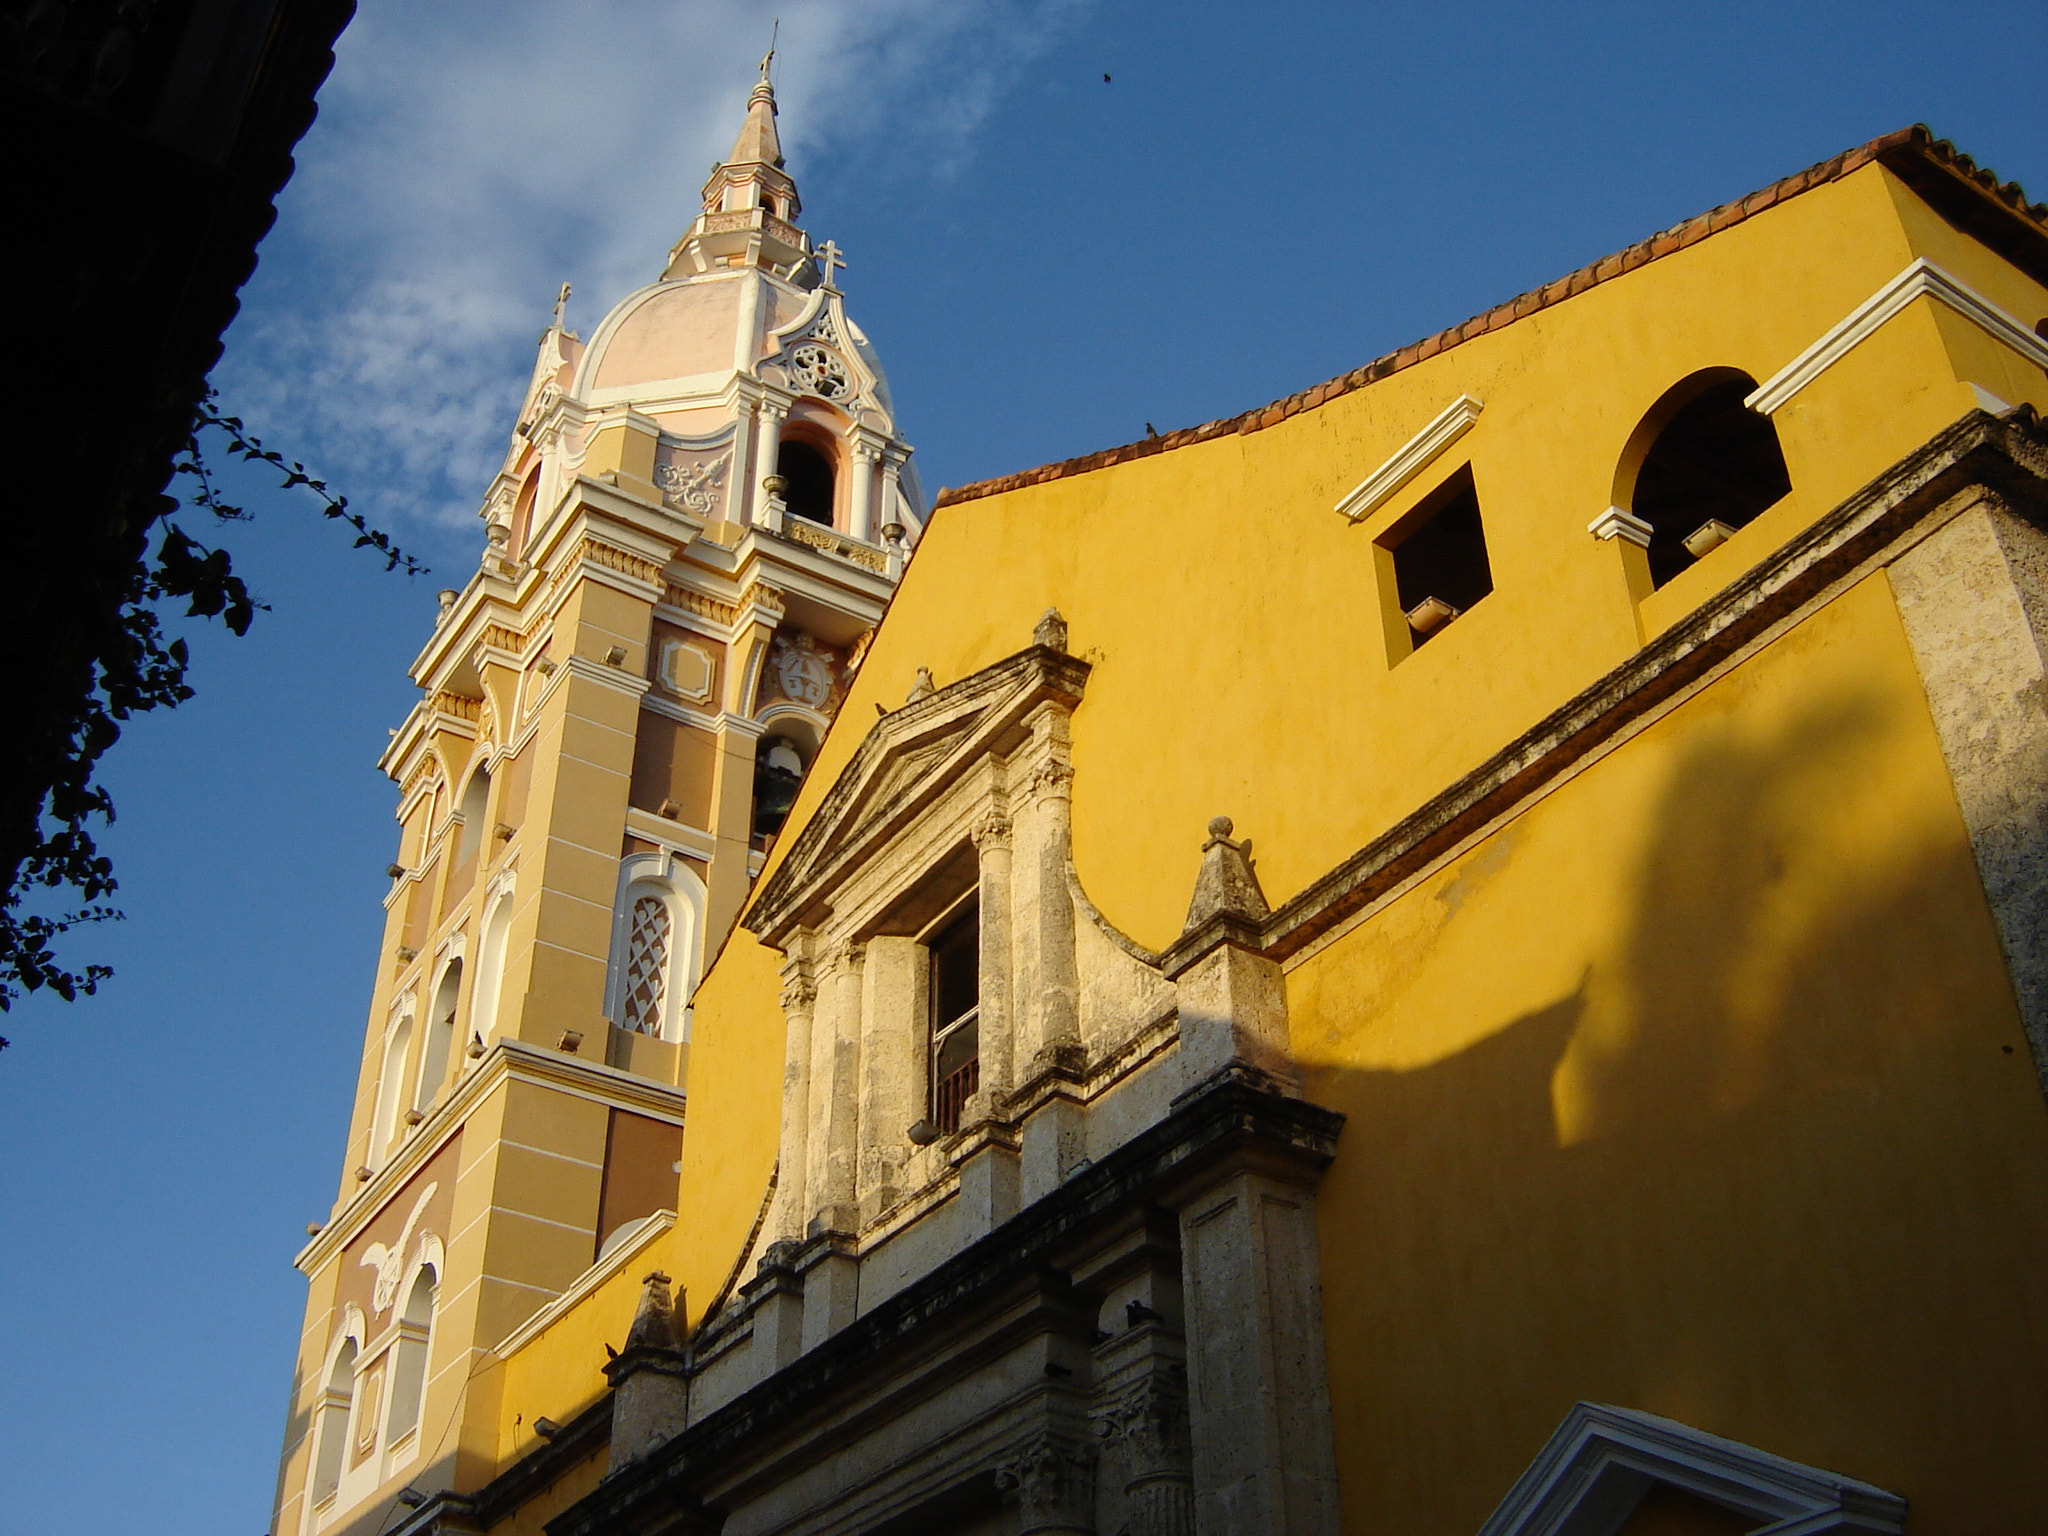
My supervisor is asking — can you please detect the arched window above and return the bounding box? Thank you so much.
[310,1334,358,1505]
[415,960,462,1113]
[752,734,808,840]
[468,891,513,1052]
[777,439,835,525]
[370,1015,414,1163]
[604,855,705,1042]
[455,764,492,867]
[509,467,540,559]
[384,1263,438,1447]
[1620,370,1791,589]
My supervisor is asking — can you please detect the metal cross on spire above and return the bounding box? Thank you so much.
[551,281,571,328]
[758,18,778,80]
[812,240,846,289]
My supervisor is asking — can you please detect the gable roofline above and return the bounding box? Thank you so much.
[933,125,2047,510]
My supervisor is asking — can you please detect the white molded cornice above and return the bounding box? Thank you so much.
[1477,1401,1905,1536]
[1335,395,1486,523]
[491,1210,677,1359]
[1748,257,2048,415]
[624,807,718,860]
[1588,506,1655,546]
[562,652,652,699]
[294,1038,687,1277]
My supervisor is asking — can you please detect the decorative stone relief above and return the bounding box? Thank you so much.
[764,630,838,711]
[656,637,714,703]
[358,1183,437,1316]
[653,446,731,518]
[789,342,851,401]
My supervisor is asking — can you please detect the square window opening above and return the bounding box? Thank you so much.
[1382,467,1493,649]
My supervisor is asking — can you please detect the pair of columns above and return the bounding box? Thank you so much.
[748,398,898,543]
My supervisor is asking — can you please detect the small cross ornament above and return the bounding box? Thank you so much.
[812,239,847,289]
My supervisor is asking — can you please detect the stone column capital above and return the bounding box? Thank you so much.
[995,1432,1097,1535]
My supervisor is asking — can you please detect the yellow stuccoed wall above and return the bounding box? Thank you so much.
[1292,574,2048,1532]
[476,157,2048,1513]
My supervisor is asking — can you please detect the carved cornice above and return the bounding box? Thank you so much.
[538,1068,1339,1536]
[666,586,742,627]
[430,691,483,723]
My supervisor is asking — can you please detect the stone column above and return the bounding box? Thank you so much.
[753,400,787,529]
[1107,1369,1195,1536]
[849,440,880,541]
[879,451,906,541]
[996,1432,1097,1536]
[805,940,864,1235]
[972,806,1016,1105]
[771,953,816,1243]
[1175,1170,1340,1536]
[1012,707,1079,1074]
[1890,490,2048,1101]
[858,936,921,1219]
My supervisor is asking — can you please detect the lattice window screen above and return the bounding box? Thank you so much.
[622,895,673,1034]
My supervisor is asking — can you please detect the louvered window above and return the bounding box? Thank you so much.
[621,895,673,1034]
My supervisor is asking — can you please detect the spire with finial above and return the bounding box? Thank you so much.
[664,40,808,279]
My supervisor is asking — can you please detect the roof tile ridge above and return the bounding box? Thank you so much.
[932,126,2030,511]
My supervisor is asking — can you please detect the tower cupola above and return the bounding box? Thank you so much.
[665,55,808,279]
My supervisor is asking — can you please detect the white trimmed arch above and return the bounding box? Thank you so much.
[604,852,707,1042]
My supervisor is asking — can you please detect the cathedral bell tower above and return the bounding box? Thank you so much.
[272,62,921,1536]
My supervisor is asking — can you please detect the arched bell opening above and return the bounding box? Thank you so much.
[1616,369,1791,589]
[777,438,836,525]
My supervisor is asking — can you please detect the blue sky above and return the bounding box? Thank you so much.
[1,3,2041,1531]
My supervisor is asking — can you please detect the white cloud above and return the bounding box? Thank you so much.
[219,0,1088,554]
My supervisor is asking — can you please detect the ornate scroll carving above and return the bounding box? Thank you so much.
[654,450,730,517]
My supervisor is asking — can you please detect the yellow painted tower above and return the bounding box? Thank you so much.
[273,64,923,1536]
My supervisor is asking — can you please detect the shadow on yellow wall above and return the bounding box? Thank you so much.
[1299,597,2048,1536]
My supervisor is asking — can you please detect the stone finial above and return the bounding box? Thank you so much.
[907,666,936,703]
[606,1269,691,1468]
[623,1270,682,1354]
[1181,816,1271,935]
[1033,607,1068,653]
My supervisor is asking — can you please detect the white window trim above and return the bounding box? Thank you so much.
[1334,394,1485,523]
[1476,1402,1906,1536]
[378,1236,444,1478]
[468,868,517,1053]
[604,852,706,1042]
[1747,257,2048,415]
[305,1306,368,1532]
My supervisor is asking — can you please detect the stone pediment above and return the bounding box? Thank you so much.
[744,643,1089,943]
